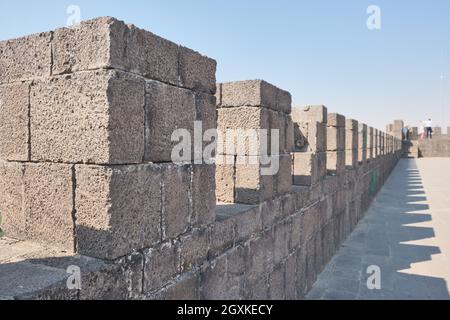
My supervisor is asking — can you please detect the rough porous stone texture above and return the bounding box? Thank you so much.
[0,82,30,161]
[52,17,216,94]
[0,32,52,84]
[292,105,327,124]
[30,70,145,164]
[75,164,162,260]
[219,80,291,113]
[0,161,26,239]
[144,80,196,162]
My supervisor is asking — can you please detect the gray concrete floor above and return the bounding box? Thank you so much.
[306,158,450,300]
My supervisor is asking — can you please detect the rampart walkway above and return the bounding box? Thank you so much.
[306,158,450,300]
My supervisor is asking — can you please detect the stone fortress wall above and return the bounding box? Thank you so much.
[0,17,402,300]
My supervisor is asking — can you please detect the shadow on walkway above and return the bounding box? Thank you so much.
[307,158,450,300]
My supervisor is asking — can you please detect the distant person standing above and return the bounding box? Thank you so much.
[418,123,425,140]
[402,125,409,141]
[425,118,433,139]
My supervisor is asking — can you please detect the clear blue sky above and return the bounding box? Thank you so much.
[1,0,449,131]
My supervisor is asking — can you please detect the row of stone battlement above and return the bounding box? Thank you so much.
[387,120,450,141]
[0,17,402,300]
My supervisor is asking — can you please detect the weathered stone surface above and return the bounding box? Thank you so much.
[24,163,74,251]
[346,119,358,132]
[200,253,243,299]
[275,154,292,195]
[210,213,235,255]
[145,272,200,300]
[285,115,295,152]
[0,162,25,239]
[368,127,374,159]
[0,32,51,84]
[75,164,162,260]
[0,163,74,251]
[234,155,277,204]
[327,151,346,175]
[268,110,286,155]
[145,80,196,162]
[52,17,116,76]
[233,206,262,241]
[358,124,368,163]
[269,264,285,299]
[219,80,291,113]
[53,17,216,92]
[215,162,235,203]
[161,164,191,239]
[143,241,180,292]
[292,105,327,124]
[30,70,145,164]
[191,165,216,226]
[260,197,282,229]
[273,220,290,265]
[245,231,274,286]
[179,46,217,94]
[327,126,345,151]
[180,228,209,271]
[327,113,345,128]
[293,152,326,186]
[294,122,327,153]
[195,93,217,158]
[217,106,269,156]
[0,82,29,161]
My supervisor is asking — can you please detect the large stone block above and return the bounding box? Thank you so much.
[0,82,29,161]
[195,93,217,159]
[368,127,374,159]
[143,241,181,292]
[179,46,217,95]
[285,115,295,152]
[358,124,368,163]
[75,164,162,260]
[345,119,358,151]
[327,151,346,175]
[292,152,326,186]
[292,105,327,124]
[179,228,210,271]
[145,80,196,162]
[327,126,345,151]
[0,161,26,239]
[215,161,235,203]
[268,110,284,155]
[30,70,145,164]
[0,162,74,250]
[327,113,345,128]
[219,80,291,113]
[234,155,275,204]
[161,164,191,239]
[52,17,216,94]
[0,32,51,84]
[191,164,216,227]
[345,149,358,168]
[24,163,74,251]
[275,154,292,195]
[217,106,270,156]
[245,232,274,286]
[294,122,327,152]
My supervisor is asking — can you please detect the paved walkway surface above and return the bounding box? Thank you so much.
[306,158,450,300]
